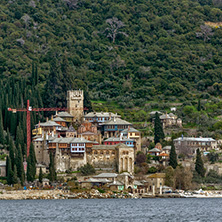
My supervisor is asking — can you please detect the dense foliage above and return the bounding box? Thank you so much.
[78,163,95,175]
[0,1,222,185]
[0,0,222,107]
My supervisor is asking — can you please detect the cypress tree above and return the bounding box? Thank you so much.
[6,128,10,146]
[7,156,14,185]
[39,167,43,183]
[195,148,205,177]
[27,156,32,182]
[154,112,165,144]
[49,152,56,182]
[0,110,4,145]
[12,165,18,185]
[16,145,25,185]
[27,143,36,182]
[84,90,93,112]
[9,137,15,171]
[6,156,9,178]
[169,142,178,169]
[16,125,24,151]
[10,113,17,137]
[61,53,74,92]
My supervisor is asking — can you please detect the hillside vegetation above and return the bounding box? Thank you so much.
[1,0,222,105]
[0,0,222,143]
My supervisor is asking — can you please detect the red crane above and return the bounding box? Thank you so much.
[8,100,67,157]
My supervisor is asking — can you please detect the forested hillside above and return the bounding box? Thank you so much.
[1,0,222,104]
[0,0,222,143]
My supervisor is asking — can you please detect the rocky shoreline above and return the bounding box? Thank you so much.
[0,189,136,200]
[1,190,220,200]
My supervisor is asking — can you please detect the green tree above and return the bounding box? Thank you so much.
[16,144,25,185]
[164,166,175,187]
[78,163,95,176]
[195,148,206,177]
[169,143,178,169]
[15,125,24,152]
[27,143,36,182]
[44,51,64,107]
[0,110,4,145]
[49,152,56,182]
[6,156,9,178]
[12,165,18,185]
[207,152,219,164]
[39,167,43,183]
[9,137,15,171]
[7,156,14,185]
[154,112,165,144]
[26,157,32,182]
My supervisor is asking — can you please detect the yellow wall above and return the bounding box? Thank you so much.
[32,127,42,135]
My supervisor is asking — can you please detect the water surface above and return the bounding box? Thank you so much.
[0,198,221,222]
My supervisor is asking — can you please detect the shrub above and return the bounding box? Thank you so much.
[147,166,158,174]
[77,163,95,176]
[98,188,105,193]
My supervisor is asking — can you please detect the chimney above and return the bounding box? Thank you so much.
[109,112,111,120]
[55,111,58,117]
[46,117,49,122]
[51,115,53,121]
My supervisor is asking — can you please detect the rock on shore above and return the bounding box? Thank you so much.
[0,189,132,200]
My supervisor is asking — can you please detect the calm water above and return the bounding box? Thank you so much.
[0,198,221,222]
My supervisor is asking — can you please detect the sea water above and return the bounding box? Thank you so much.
[0,198,221,222]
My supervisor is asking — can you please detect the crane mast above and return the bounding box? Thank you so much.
[8,100,67,157]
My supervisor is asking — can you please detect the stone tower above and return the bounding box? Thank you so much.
[67,90,84,122]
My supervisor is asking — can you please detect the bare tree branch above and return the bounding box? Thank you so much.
[196,25,214,42]
[105,17,128,43]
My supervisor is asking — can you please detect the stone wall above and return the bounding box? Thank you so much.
[34,140,50,167]
[87,149,116,169]
[117,145,134,174]
[55,150,86,172]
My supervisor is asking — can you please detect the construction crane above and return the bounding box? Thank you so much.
[8,100,67,157]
